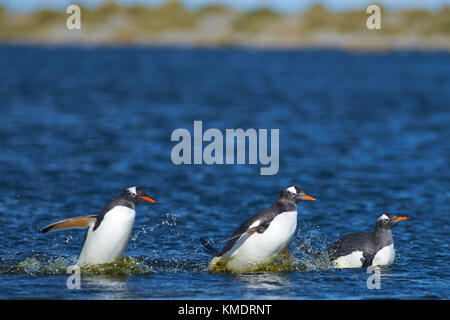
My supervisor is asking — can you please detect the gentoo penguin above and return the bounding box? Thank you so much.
[41,187,156,266]
[200,186,315,272]
[327,214,408,269]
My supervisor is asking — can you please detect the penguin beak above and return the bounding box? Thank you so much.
[392,216,408,222]
[138,195,156,203]
[297,194,316,201]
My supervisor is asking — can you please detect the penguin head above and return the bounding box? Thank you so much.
[375,214,408,230]
[281,186,316,203]
[123,186,156,205]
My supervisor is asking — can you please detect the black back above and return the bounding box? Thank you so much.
[217,195,297,257]
[76,187,152,260]
[93,190,137,231]
[92,187,148,231]
[327,221,394,267]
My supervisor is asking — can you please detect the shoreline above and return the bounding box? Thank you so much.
[1,40,449,53]
[1,2,449,53]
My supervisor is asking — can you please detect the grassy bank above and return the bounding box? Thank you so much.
[0,1,449,50]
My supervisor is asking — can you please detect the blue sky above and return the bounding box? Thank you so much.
[2,0,450,13]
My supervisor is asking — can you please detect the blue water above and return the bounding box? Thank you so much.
[0,45,449,299]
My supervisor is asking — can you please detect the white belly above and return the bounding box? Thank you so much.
[217,211,297,272]
[372,244,395,266]
[332,251,364,269]
[332,244,395,268]
[77,206,135,266]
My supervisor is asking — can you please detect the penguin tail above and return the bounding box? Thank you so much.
[200,237,220,256]
[41,215,97,233]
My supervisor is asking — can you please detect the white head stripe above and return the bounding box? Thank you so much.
[127,187,137,196]
[286,186,297,195]
[377,214,389,221]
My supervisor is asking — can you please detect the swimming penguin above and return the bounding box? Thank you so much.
[200,186,315,272]
[41,187,156,266]
[327,214,408,268]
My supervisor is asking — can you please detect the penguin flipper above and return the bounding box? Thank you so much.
[362,253,375,268]
[200,237,220,256]
[41,215,97,233]
[221,222,270,243]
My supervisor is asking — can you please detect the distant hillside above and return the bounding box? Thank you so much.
[0,1,449,50]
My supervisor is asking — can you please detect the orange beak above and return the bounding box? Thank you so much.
[299,194,316,201]
[138,196,156,203]
[393,216,408,221]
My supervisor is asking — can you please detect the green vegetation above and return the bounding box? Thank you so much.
[233,8,280,33]
[300,5,384,34]
[334,10,368,33]
[0,1,449,50]
[140,0,197,31]
[1,256,152,276]
[31,8,64,25]
[80,257,153,276]
[197,4,232,16]
[300,4,332,32]
[434,7,450,34]
[208,251,299,274]
[95,0,121,15]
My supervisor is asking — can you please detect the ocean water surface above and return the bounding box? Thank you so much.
[0,45,449,299]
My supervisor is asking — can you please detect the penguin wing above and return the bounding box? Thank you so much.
[199,221,270,257]
[362,252,376,268]
[217,209,276,256]
[41,215,97,233]
[199,237,220,256]
[221,222,270,243]
[327,232,373,262]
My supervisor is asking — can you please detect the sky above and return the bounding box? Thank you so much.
[1,0,450,13]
